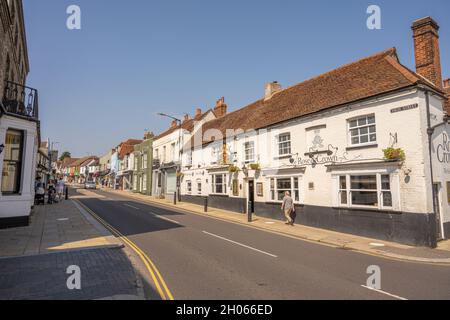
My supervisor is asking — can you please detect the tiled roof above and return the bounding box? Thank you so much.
[61,158,79,168]
[189,48,444,148]
[70,156,97,167]
[119,144,137,159]
[154,109,216,141]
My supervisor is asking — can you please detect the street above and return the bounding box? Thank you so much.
[76,188,450,300]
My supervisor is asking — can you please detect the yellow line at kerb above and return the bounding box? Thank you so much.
[74,199,174,300]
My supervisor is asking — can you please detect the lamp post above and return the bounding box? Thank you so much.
[48,141,59,181]
[157,112,182,201]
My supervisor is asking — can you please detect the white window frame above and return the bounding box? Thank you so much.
[211,145,222,165]
[268,176,302,203]
[347,114,377,147]
[186,180,192,194]
[142,174,147,191]
[244,141,255,163]
[143,153,148,169]
[336,173,395,210]
[196,179,202,195]
[277,133,291,156]
[211,173,227,195]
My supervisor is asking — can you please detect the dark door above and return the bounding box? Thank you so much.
[248,180,255,214]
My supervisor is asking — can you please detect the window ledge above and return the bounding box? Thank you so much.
[346,144,378,151]
[274,154,292,160]
[332,206,401,214]
[209,194,229,197]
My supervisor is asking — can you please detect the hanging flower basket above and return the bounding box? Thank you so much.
[228,165,240,173]
[383,148,406,161]
[249,163,261,171]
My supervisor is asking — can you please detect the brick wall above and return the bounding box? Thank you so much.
[412,17,443,89]
[0,0,29,99]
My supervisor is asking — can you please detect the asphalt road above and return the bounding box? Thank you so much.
[76,188,450,300]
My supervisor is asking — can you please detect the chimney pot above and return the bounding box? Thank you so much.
[171,119,178,129]
[412,17,443,88]
[444,78,450,88]
[183,114,190,122]
[214,97,227,117]
[195,108,202,119]
[265,81,282,100]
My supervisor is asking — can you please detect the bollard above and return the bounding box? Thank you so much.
[204,197,208,212]
[247,201,253,222]
[65,186,69,200]
[174,191,177,205]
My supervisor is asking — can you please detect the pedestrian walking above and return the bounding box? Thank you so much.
[281,191,295,226]
[56,178,65,201]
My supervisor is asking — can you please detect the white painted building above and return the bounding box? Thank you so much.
[152,109,216,198]
[0,0,40,228]
[179,17,450,247]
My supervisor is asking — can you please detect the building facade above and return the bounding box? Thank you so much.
[0,0,40,228]
[133,133,153,195]
[178,17,450,247]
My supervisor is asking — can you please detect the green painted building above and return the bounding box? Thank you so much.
[132,133,153,195]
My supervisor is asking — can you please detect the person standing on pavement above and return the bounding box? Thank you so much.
[281,191,294,226]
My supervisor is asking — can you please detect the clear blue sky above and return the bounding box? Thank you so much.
[23,0,450,157]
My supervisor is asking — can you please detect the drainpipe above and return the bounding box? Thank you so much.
[425,90,438,248]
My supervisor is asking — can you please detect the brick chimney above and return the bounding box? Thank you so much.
[183,113,190,123]
[171,119,178,129]
[412,17,443,88]
[444,78,450,89]
[214,97,227,118]
[195,108,202,119]
[264,81,282,101]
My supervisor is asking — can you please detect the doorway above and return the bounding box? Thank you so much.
[248,179,255,214]
[433,183,444,240]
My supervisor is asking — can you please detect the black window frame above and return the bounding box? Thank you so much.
[1,128,24,195]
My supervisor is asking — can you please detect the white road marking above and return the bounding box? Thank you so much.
[124,204,140,210]
[57,218,69,221]
[361,285,408,300]
[148,212,180,224]
[202,231,278,258]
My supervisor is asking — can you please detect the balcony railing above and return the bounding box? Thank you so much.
[2,81,39,120]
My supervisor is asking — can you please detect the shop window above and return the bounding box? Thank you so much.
[212,173,227,194]
[338,174,393,209]
[269,177,300,202]
[2,129,24,194]
[348,115,376,146]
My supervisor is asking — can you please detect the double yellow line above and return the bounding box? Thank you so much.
[74,199,174,300]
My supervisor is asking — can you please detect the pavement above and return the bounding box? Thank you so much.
[0,197,145,300]
[76,187,450,300]
[100,187,450,265]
